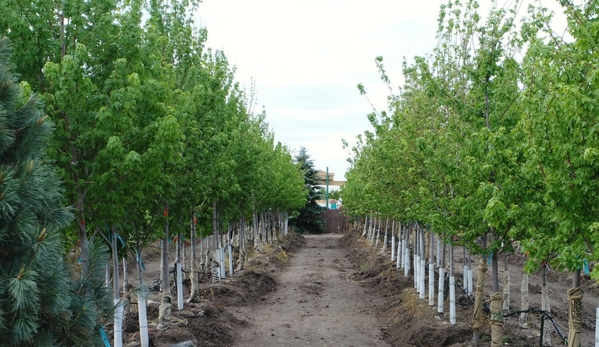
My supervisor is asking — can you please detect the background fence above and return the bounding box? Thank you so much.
[324,207,348,233]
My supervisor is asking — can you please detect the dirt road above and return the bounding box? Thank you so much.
[230,234,389,347]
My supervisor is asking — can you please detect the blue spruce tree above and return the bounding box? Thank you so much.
[290,147,324,233]
[0,37,112,347]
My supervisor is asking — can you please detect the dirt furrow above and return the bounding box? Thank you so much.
[230,234,389,347]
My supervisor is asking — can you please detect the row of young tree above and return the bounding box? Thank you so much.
[0,0,311,346]
[343,1,599,346]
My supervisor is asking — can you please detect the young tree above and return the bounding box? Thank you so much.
[0,37,111,347]
[289,147,324,234]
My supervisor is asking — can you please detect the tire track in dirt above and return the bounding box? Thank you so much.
[230,234,389,347]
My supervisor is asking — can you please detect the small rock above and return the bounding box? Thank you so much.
[167,341,197,347]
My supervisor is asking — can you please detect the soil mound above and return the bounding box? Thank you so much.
[339,228,599,347]
[120,232,304,346]
[278,231,305,252]
[121,299,246,347]
[342,229,473,347]
[199,270,277,306]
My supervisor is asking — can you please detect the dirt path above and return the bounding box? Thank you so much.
[229,234,389,347]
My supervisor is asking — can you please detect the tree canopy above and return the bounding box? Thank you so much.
[1,0,306,261]
[343,0,599,278]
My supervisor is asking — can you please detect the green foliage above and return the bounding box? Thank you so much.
[329,189,341,201]
[1,0,308,340]
[2,0,306,257]
[518,1,599,275]
[344,0,599,277]
[0,37,111,347]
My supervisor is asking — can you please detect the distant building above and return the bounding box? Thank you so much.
[315,170,345,187]
[315,170,344,209]
[316,198,340,209]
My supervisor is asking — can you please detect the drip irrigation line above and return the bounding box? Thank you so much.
[503,308,567,345]
[369,230,568,346]
[433,268,567,345]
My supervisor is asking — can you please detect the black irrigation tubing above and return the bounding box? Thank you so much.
[421,266,568,345]
[375,233,568,346]
[504,308,568,345]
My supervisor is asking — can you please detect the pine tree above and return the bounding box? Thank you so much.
[289,147,325,233]
[0,37,112,347]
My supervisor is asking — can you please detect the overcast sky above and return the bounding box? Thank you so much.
[196,0,567,180]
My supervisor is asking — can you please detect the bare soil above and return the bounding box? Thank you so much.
[117,229,599,347]
[340,229,599,347]
[118,232,307,347]
[229,234,388,347]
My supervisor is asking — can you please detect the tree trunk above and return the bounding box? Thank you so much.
[160,225,170,292]
[136,244,144,286]
[492,249,499,293]
[429,232,435,306]
[490,291,503,347]
[437,238,441,267]
[136,240,150,345]
[176,232,183,310]
[374,217,381,250]
[542,264,552,346]
[449,243,456,324]
[112,229,119,298]
[403,224,410,277]
[473,257,488,345]
[138,291,150,347]
[381,218,389,254]
[105,258,111,288]
[112,228,123,347]
[419,228,425,299]
[368,216,375,245]
[503,252,510,313]
[122,256,130,315]
[188,210,199,303]
[463,247,468,297]
[413,224,420,293]
[213,202,218,251]
[252,209,258,251]
[158,206,171,330]
[262,211,267,245]
[228,223,234,277]
[237,216,246,271]
[519,265,529,328]
[391,220,396,261]
[490,245,503,346]
[467,251,473,295]
[567,270,582,347]
[437,242,446,315]
[219,222,226,279]
[396,221,402,269]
